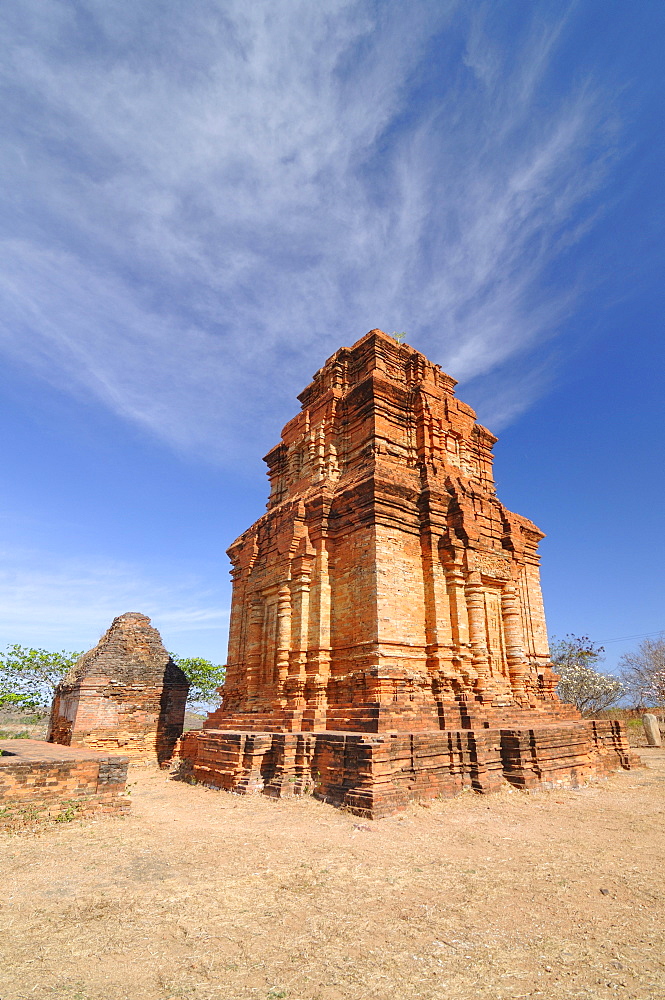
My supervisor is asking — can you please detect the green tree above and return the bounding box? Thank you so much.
[172,656,226,711]
[0,688,39,711]
[0,645,83,712]
[550,634,623,716]
[0,644,226,715]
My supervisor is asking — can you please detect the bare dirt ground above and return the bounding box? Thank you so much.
[1,743,664,1000]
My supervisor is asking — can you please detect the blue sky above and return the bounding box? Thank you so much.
[0,1,663,676]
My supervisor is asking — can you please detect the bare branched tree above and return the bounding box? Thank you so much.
[619,637,665,716]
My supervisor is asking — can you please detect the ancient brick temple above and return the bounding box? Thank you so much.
[180,330,635,815]
[48,612,189,765]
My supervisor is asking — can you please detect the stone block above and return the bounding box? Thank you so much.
[642,713,662,747]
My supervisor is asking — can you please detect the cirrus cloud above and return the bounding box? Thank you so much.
[0,0,622,459]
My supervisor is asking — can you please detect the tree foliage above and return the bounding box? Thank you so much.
[551,634,623,716]
[619,636,665,711]
[0,645,83,712]
[171,656,226,711]
[0,643,225,715]
[551,634,605,671]
[0,688,39,711]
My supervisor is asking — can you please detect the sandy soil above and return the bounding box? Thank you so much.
[1,744,664,1000]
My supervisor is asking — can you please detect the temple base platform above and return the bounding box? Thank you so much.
[177,720,639,819]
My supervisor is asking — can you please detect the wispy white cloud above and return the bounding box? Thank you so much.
[0,0,621,457]
[0,546,228,656]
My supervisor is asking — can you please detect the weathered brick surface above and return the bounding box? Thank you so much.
[0,739,129,822]
[181,329,636,816]
[179,721,637,819]
[48,612,189,764]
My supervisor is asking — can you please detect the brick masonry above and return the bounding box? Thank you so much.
[180,329,638,816]
[0,739,129,823]
[48,612,189,765]
[179,720,637,819]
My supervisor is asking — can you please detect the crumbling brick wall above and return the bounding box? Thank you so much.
[48,612,189,765]
[0,739,129,824]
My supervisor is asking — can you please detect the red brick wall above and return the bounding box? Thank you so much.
[180,720,638,820]
[0,740,129,823]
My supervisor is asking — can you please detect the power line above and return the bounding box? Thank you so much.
[597,629,665,645]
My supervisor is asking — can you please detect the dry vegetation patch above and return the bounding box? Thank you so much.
[1,747,664,1000]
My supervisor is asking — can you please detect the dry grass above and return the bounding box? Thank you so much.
[1,745,664,1000]
[0,708,49,741]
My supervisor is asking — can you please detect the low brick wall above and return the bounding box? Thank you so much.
[178,720,640,819]
[0,739,129,825]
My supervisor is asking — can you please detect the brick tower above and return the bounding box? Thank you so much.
[181,330,635,815]
[48,612,189,765]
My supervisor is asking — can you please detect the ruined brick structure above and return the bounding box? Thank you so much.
[180,329,636,815]
[0,739,129,825]
[48,612,189,765]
